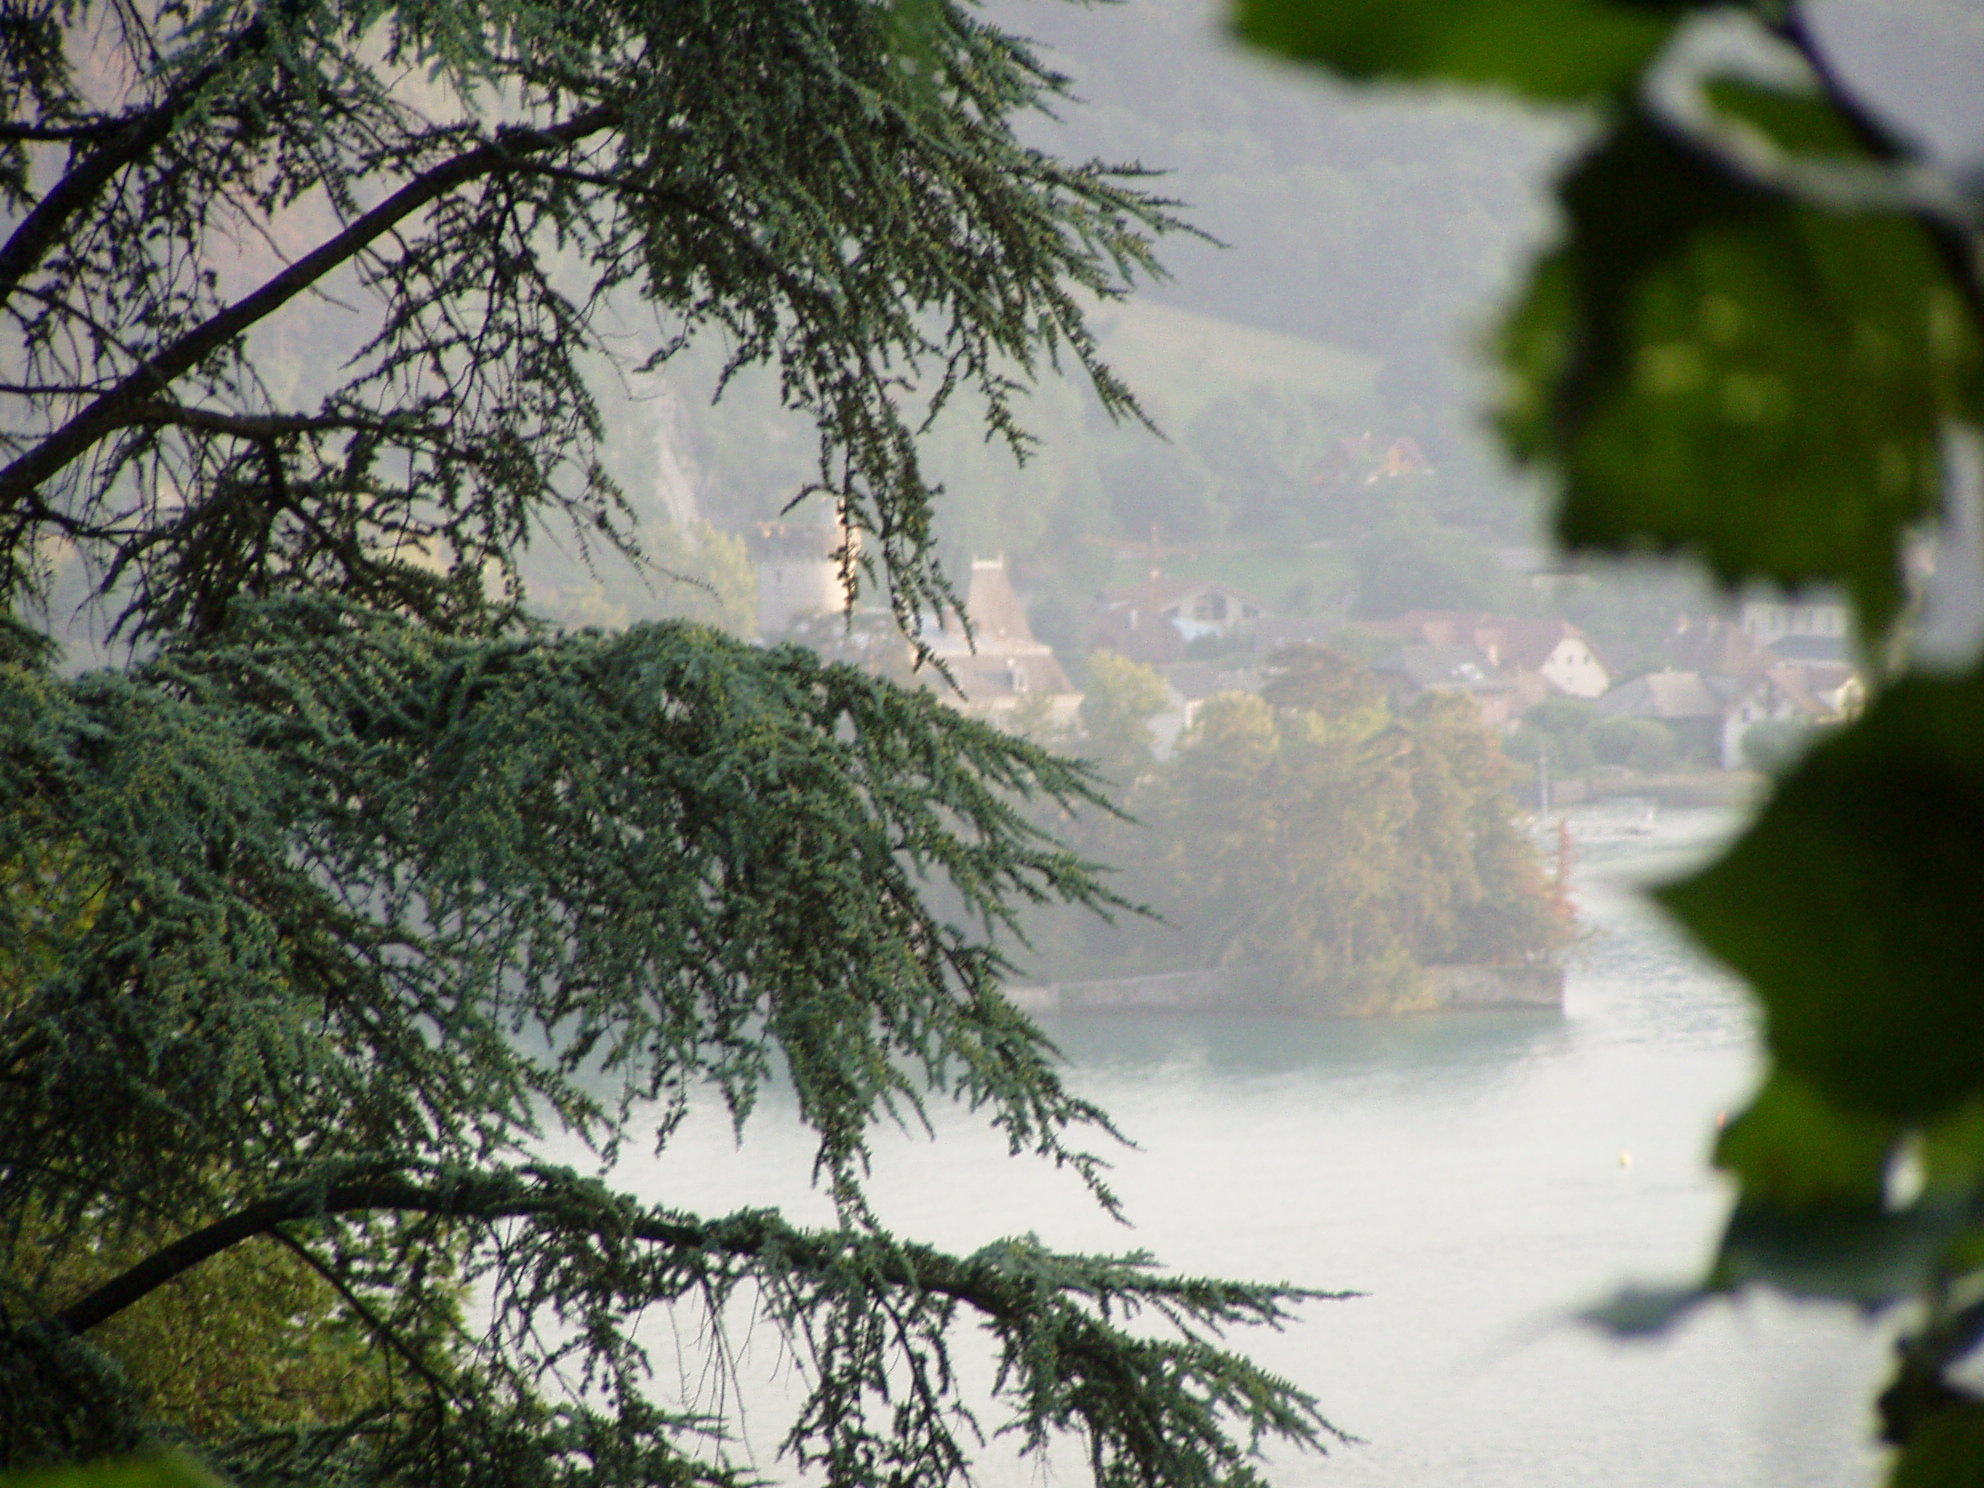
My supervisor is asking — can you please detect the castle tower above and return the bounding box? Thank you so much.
[750,512,857,637]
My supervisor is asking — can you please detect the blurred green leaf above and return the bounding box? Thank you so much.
[1231,0,1688,102]
[1711,1197,1968,1306]
[1891,1402,1984,1488]
[1715,1072,1898,1208]
[1581,1283,1708,1337]
[0,1455,225,1488]
[1702,78,1874,157]
[1661,666,1984,1121]
[1684,1072,1954,1309]
[1922,1101,1984,1193]
[1501,109,1978,636]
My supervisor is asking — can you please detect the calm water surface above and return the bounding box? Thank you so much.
[607,806,1890,1487]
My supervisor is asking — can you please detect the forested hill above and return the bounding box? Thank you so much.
[991,0,1575,579]
[998,0,1568,369]
[13,0,1575,652]
[601,0,1579,633]
[349,0,1984,650]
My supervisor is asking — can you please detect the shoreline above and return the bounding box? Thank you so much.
[1005,961,1564,1018]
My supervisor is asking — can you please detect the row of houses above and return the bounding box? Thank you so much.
[1103,595,1862,769]
[1085,568,1862,762]
[752,521,1861,768]
[755,524,1087,721]
[1388,614,1861,767]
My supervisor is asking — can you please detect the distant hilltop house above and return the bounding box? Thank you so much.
[750,516,855,637]
[922,557,1082,724]
[1313,434,1434,490]
[1369,612,1613,702]
[1090,576,1274,663]
[1738,597,1850,652]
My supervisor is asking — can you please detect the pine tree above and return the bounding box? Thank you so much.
[0,2,1341,1483]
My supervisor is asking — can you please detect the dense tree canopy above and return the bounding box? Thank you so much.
[1041,647,1567,1009]
[1234,0,1984,1481]
[0,2,1342,1485]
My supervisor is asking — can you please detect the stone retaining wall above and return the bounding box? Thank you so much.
[1006,962,1562,1016]
[1423,963,1563,1010]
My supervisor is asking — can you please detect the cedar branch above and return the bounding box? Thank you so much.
[0,106,617,517]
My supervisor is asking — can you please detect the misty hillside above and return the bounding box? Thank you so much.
[532,0,1984,658]
[551,0,1584,638]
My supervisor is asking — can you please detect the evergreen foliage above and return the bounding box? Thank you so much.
[0,3,1340,1485]
[0,0,1177,640]
[1236,0,1984,1480]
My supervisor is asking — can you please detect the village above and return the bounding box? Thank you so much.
[751,506,1867,804]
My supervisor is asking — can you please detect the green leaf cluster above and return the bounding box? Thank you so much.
[1500,107,1976,635]
[1230,0,1685,102]
[1236,0,1984,1477]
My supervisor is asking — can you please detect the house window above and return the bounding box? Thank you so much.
[1195,593,1228,622]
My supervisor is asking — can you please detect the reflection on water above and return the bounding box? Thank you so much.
[1044,1003,1573,1086]
[601,806,1890,1488]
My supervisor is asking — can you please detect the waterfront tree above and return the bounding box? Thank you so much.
[1042,646,1567,1009]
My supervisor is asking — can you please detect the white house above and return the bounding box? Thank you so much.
[1094,577,1273,652]
[1374,613,1611,700]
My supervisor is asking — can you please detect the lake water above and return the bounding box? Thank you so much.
[599,805,1893,1487]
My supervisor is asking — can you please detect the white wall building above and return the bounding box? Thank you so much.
[1738,598,1850,650]
[751,518,855,637]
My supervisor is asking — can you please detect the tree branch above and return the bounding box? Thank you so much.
[121,399,415,442]
[0,12,275,309]
[54,1167,1339,1342]
[0,106,618,519]
[267,1227,465,1407]
[0,119,127,144]
[54,1172,709,1336]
